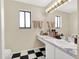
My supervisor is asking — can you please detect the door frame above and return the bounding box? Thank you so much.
[0,0,5,59]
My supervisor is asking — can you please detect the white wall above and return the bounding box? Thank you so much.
[68,12,78,35]
[5,0,45,52]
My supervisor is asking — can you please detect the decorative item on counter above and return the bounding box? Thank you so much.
[42,32,48,35]
[60,33,65,39]
[49,30,53,37]
[74,35,77,44]
[60,33,64,36]
[49,29,56,37]
[49,29,55,37]
[54,32,61,39]
[40,30,48,35]
[49,29,61,39]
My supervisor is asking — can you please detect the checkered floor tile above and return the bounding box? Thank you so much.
[12,47,46,59]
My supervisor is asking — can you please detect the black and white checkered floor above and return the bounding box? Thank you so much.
[12,47,46,59]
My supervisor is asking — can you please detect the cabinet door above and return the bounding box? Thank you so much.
[46,42,55,59]
[55,47,75,59]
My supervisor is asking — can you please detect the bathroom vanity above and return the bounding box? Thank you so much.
[36,34,77,59]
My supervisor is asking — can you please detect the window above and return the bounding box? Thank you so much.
[19,11,31,29]
[55,16,62,29]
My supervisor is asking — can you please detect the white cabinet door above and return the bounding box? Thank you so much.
[55,47,75,59]
[46,42,55,59]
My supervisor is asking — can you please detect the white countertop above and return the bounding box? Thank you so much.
[37,34,77,56]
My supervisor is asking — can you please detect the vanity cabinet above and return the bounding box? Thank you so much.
[45,42,75,59]
[37,35,76,59]
[46,42,55,59]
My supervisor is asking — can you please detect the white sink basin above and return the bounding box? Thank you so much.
[38,35,77,50]
[64,48,77,55]
[54,40,77,49]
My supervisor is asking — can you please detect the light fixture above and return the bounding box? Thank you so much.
[45,0,69,13]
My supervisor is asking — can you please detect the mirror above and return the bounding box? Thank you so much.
[4,0,78,59]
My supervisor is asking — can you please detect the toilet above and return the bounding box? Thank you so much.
[4,49,12,59]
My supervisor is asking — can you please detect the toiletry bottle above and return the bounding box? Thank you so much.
[74,35,77,44]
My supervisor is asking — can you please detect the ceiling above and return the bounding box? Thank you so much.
[15,0,53,7]
[14,0,77,13]
[57,0,77,13]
